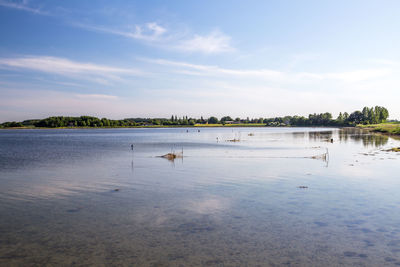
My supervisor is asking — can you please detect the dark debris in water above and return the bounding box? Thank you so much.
[159,152,183,161]
[66,208,81,213]
[297,186,308,189]
[226,138,241,142]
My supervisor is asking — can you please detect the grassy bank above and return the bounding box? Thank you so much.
[358,123,400,136]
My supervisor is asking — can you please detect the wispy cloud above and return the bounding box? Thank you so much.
[177,30,233,53]
[75,94,118,100]
[0,0,234,55]
[143,58,283,78]
[370,59,400,67]
[0,55,143,84]
[144,58,395,83]
[0,89,125,122]
[74,22,168,42]
[75,22,233,54]
[134,22,167,41]
[0,0,48,15]
[324,69,393,82]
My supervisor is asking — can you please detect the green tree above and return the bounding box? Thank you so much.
[221,116,233,123]
[208,116,219,124]
[368,107,376,124]
[337,112,344,122]
[348,111,363,125]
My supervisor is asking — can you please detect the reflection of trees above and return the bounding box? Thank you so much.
[339,128,388,147]
[291,129,388,147]
[308,131,333,142]
[291,132,306,139]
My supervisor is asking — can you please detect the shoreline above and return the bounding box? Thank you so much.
[3,125,399,139]
[356,125,400,139]
[0,125,343,130]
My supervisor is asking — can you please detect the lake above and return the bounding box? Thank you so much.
[0,127,400,266]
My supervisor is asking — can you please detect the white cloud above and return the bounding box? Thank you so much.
[127,22,167,41]
[74,22,234,54]
[135,22,167,40]
[0,0,48,15]
[145,58,396,84]
[133,58,400,119]
[0,89,126,121]
[76,22,168,42]
[0,55,143,84]
[143,58,283,79]
[0,1,234,54]
[2,56,400,121]
[323,69,393,82]
[370,59,400,67]
[178,30,233,54]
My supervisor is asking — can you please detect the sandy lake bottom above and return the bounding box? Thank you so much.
[1,127,400,266]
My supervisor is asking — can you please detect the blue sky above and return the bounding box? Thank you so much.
[1,0,400,122]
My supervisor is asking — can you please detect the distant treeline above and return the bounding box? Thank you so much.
[0,106,389,128]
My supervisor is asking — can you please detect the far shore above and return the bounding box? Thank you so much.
[2,124,400,139]
[0,124,343,130]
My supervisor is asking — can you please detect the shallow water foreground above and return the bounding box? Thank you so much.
[1,127,400,266]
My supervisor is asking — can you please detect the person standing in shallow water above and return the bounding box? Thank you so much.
[131,144,134,150]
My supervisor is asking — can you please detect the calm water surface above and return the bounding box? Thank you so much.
[1,127,400,266]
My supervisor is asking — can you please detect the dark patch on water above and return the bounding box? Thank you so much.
[150,261,169,267]
[360,228,373,233]
[363,240,374,247]
[168,253,185,261]
[344,219,366,225]
[343,251,357,257]
[204,259,224,265]
[343,251,368,258]
[385,257,397,262]
[314,221,328,227]
[388,240,400,247]
[173,221,215,235]
[66,208,81,213]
